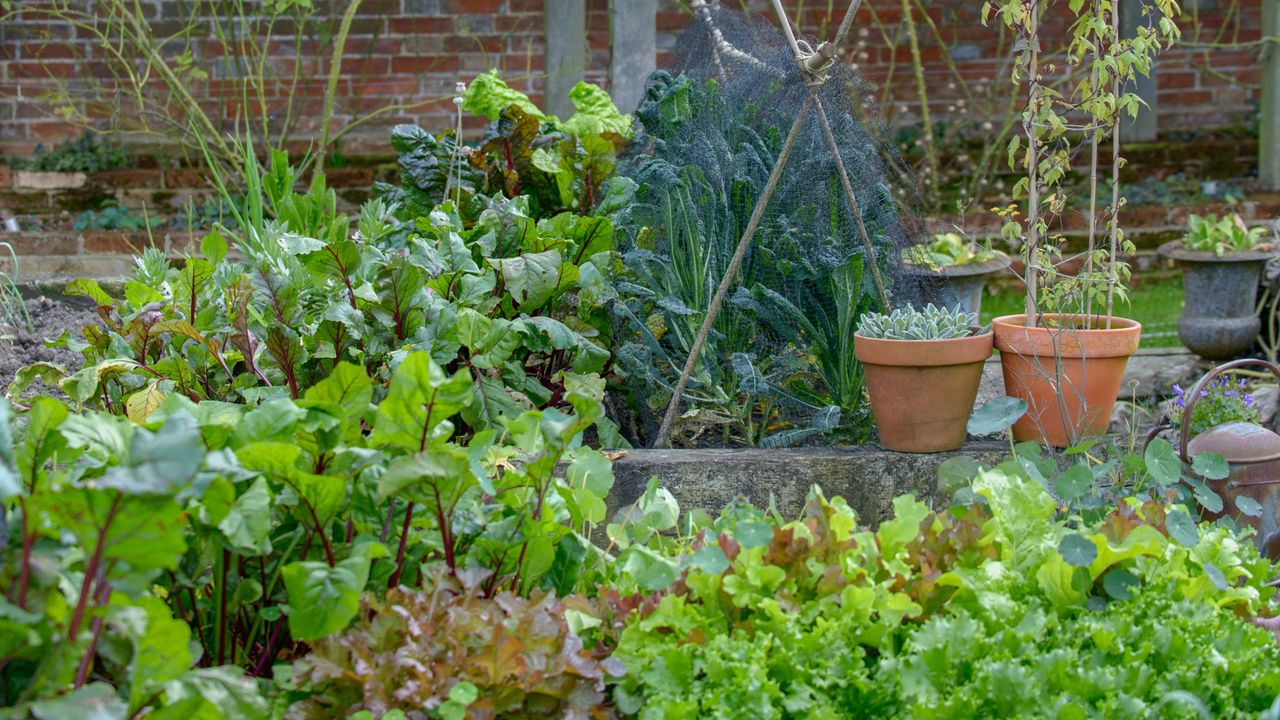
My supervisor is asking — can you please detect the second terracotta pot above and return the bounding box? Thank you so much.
[992,313,1142,448]
[854,330,994,452]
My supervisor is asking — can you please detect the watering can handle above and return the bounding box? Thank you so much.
[1178,358,1280,462]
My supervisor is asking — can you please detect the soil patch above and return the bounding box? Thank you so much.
[1,291,97,394]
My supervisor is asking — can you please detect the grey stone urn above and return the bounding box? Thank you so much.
[1158,241,1277,360]
[903,252,1010,317]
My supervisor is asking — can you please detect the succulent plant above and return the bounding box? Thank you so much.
[856,303,981,340]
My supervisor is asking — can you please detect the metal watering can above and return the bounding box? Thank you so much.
[1177,358,1280,559]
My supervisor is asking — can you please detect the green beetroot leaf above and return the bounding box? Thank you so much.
[282,542,387,642]
[371,352,473,451]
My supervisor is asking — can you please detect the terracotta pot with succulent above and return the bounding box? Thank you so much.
[1158,213,1277,360]
[903,232,1011,316]
[855,304,993,452]
[984,0,1178,447]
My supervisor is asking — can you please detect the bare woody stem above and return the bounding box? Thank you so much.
[1023,1,1042,328]
[1105,0,1122,328]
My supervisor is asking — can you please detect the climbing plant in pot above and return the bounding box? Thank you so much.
[902,231,1011,316]
[1158,213,1277,360]
[985,0,1178,447]
[855,304,993,452]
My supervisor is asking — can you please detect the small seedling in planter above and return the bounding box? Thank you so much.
[855,305,994,452]
[1182,213,1272,257]
[902,232,997,270]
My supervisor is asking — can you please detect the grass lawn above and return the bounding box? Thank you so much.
[978,277,1184,349]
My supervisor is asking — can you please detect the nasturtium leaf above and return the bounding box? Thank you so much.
[1144,438,1183,486]
[966,396,1028,436]
[1058,533,1099,567]
[937,456,980,494]
[688,545,730,575]
[1192,483,1224,514]
[735,521,773,549]
[1102,567,1140,600]
[1235,495,1264,517]
[1191,452,1230,480]
[1053,463,1093,501]
[1166,509,1200,547]
[618,545,677,591]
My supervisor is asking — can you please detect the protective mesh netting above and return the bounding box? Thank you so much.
[609,2,938,448]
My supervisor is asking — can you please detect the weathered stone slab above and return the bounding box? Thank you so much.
[605,443,1008,528]
[14,171,87,191]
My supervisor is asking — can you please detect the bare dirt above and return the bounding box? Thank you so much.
[1,293,98,393]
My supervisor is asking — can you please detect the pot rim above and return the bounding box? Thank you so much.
[854,328,994,367]
[901,250,1012,279]
[991,313,1142,359]
[1157,240,1277,263]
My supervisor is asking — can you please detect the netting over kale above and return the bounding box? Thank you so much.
[609,3,935,448]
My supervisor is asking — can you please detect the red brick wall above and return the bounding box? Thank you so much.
[0,0,1263,158]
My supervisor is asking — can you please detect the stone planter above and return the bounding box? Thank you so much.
[902,252,1010,316]
[1158,241,1276,360]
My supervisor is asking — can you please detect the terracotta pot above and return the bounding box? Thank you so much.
[992,314,1141,447]
[854,330,994,452]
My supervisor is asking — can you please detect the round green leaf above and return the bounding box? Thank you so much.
[1235,495,1264,518]
[937,456,980,494]
[687,545,730,575]
[1144,438,1183,486]
[1191,452,1230,480]
[967,396,1028,436]
[1058,533,1098,568]
[1192,483,1224,514]
[1053,463,1093,501]
[1165,509,1200,547]
[735,521,774,549]
[1102,567,1140,600]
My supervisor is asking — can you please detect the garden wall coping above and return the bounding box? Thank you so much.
[601,442,1008,532]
